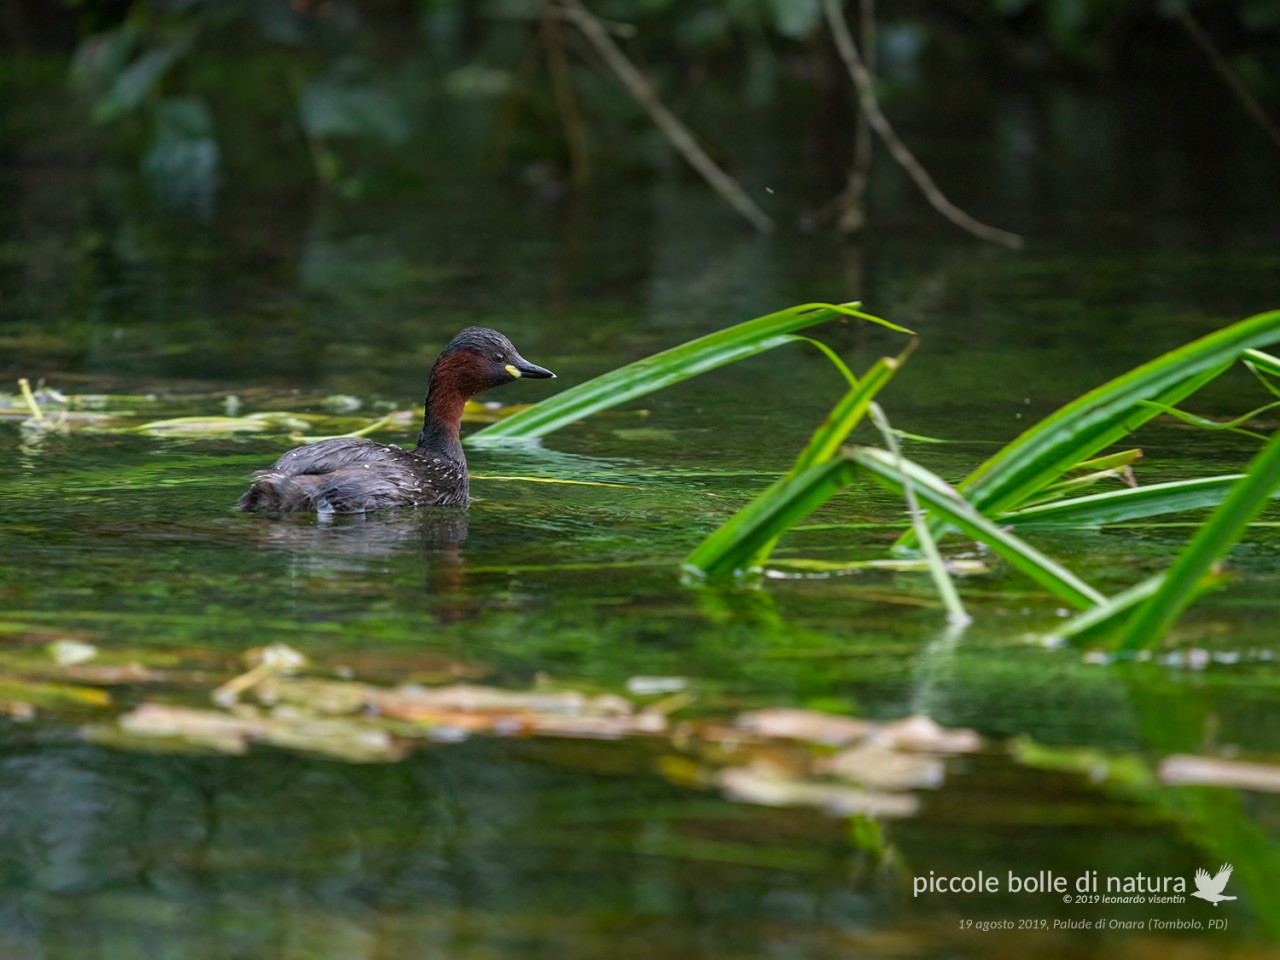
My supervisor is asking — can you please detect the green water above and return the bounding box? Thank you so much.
[2,55,1279,959]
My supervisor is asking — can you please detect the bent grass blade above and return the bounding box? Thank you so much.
[471,302,912,441]
[1134,398,1280,442]
[1244,348,1280,383]
[1021,449,1144,505]
[869,402,968,625]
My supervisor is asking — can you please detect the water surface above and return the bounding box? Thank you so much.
[1,54,1278,959]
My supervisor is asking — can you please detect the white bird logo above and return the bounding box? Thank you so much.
[1191,863,1237,905]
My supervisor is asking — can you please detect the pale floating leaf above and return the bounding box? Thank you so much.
[822,743,946,790]
[118,703,259,755]
[1159,754,1280,793]
[718,762,919,817]
[626,676,688,695]
[872,715,982,753]
[48,640,98,666]
[736,708,874,746]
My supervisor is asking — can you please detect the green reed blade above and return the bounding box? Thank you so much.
[1071,449,1145,473]
[852,447,1106,609]
[1050,574,1175,644]
[471,302,911,441]
[1111,427,1280,652]
[787,351,907,478]
[870,402,969,625]
[1244,348,1280,379]
[999,474,1280,527]
[1021,448,1145,504]
[897,310,1280,548]
[683,351,905,579]
[682,457,861,581]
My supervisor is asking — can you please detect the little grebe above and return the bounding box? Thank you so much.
[237,327,554,514]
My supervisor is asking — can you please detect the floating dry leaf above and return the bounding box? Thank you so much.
[736,708,874,746]
[137,413,312,435]
[718,761,920,818]
[821,743,946,790]
[3,701,35,721]
[525,711,667,740]
[0,677,112,710]
[254,707,405,763]
[871,715,982,754]
[685,708,979,814]
[105,702,404,763]
[118,703,260,755]
[214,642,308,705]
[369,683,663,739]
[259,676,376,715]
[66,642,983,820]
[61,662,157,684]
[47,640,97,666]
[371,683,630,720]
[626,676,688,695]
[1159,753,1280,793]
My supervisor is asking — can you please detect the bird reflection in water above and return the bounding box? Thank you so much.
[247,509,471,612]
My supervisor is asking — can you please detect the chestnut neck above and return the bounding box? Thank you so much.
[415,352,484,457]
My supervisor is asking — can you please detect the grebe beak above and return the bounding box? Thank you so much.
[506,359,556,379]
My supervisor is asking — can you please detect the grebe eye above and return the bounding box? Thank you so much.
[493,353,506,363]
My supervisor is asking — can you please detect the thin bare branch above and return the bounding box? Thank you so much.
[541,0,592,185]
[1180,8,1280,154]
[837,0,875,235]
[823,0,1023,249]
[558,0,774,233]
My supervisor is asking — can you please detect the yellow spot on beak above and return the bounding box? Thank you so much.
[505,364,522,378]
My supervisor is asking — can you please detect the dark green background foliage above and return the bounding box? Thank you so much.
[4,0,1276,201]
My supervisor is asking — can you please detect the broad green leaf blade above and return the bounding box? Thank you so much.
[898,310,1280,550]
[851,447,1106,609]
[471,302,911,441]
[683,457,861,581]
[1112,428,1280,652]
[1000,474,1280,527]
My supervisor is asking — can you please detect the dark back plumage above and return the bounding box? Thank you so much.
[237,327,554,514]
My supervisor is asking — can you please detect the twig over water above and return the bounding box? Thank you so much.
[1180,8,1280,154]
[558,0,774,234]
[823,0,1023,249]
